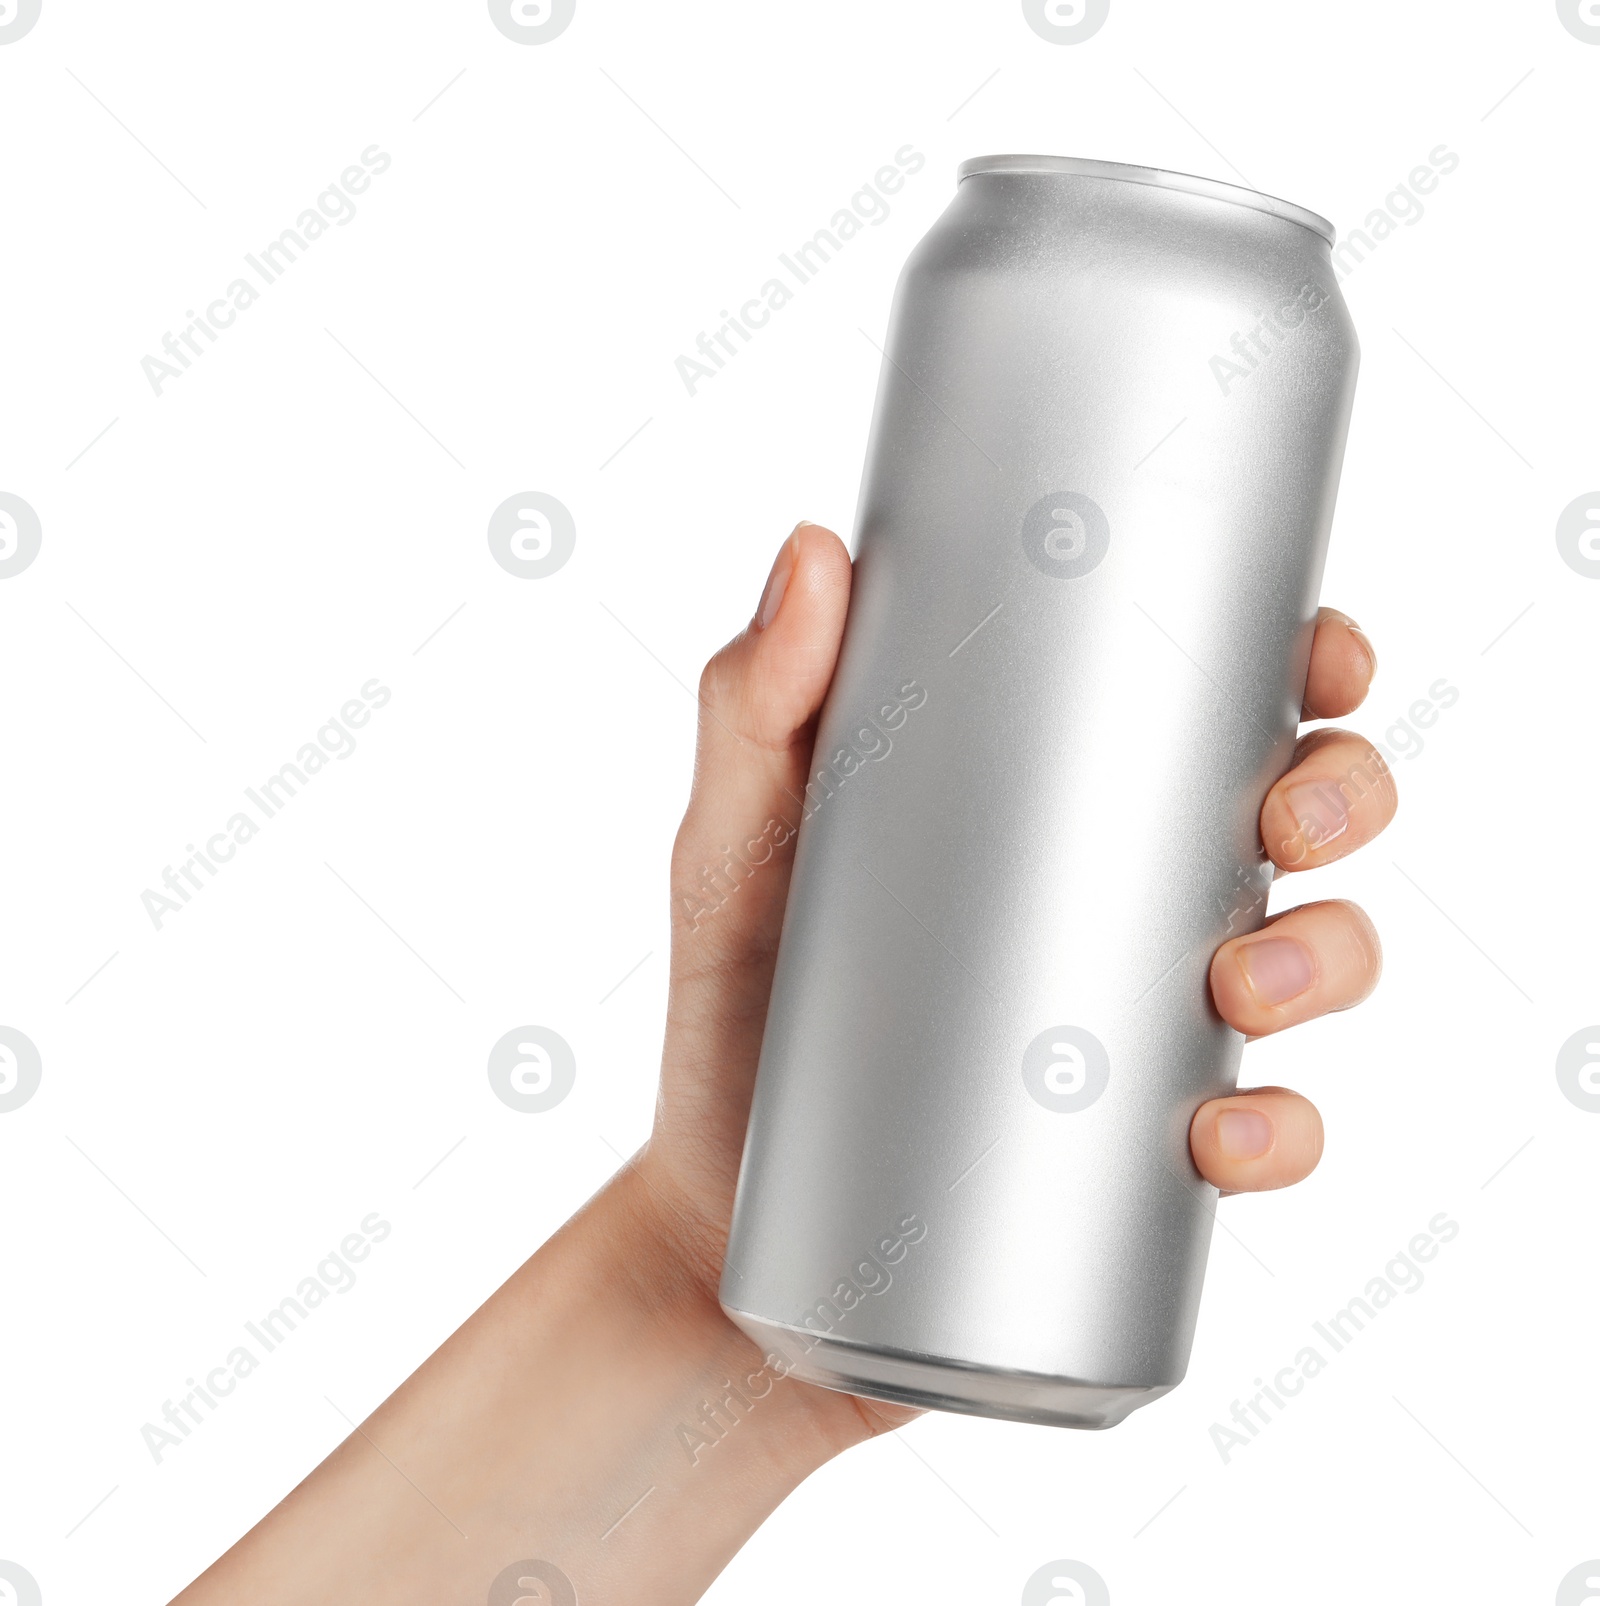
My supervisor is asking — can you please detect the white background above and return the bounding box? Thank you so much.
[1,1,1596,1602]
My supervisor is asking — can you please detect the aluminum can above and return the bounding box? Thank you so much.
[720,155,1359,1428]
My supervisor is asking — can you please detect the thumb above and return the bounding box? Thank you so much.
[670,521,852,966]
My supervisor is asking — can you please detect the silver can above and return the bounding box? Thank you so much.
[720,155,1359,1428]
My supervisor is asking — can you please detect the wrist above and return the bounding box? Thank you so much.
[606,1153,880,1476]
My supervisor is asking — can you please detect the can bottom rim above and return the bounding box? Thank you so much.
[723,1305,1174,1431]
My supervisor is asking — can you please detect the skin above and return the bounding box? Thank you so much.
[173,522,1395,1605]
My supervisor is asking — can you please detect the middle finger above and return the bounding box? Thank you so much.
[1262,726,1398,873]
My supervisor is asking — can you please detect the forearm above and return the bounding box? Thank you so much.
[174,1164,854,1604]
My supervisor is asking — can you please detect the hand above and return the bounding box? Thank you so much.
[173,520,1394,1605]
[636,520,1395,1443]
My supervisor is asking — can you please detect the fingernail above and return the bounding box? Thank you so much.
[1216,1107,1274,1161]
[1348,624,1377,678]
[756,530,800,630]
[1282,781,1349,859]
[1236,935,1316,1006]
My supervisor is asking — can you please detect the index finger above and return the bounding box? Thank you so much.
[1302,608,1377,721]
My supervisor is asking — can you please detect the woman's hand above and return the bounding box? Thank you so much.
[174,520,1393,1606]
[637,520,1394,1444]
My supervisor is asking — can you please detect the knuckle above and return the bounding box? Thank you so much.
[696,639,773,750]
[697,646,732,714]
[668,816,702,889]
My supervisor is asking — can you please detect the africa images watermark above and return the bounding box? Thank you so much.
[1374,675,1459,763]
[140,145,392,397]
[674,145,927,397]
[1209,281,1333,398]
[1331,143,1460,281]
[1208,144,1460,396]
[141,1212,392,1464]
[140,678,392,929]
[675,1212,928,1464]
[681,677,928,928]
[1207,1211,1460,1464]
[1276,677,1458,867]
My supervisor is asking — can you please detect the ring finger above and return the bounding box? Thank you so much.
[1209,897,1382,1037]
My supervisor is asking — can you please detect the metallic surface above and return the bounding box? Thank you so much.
[720,155,1360,1428]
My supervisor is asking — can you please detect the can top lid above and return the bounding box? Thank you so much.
[957,154,1336,246]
